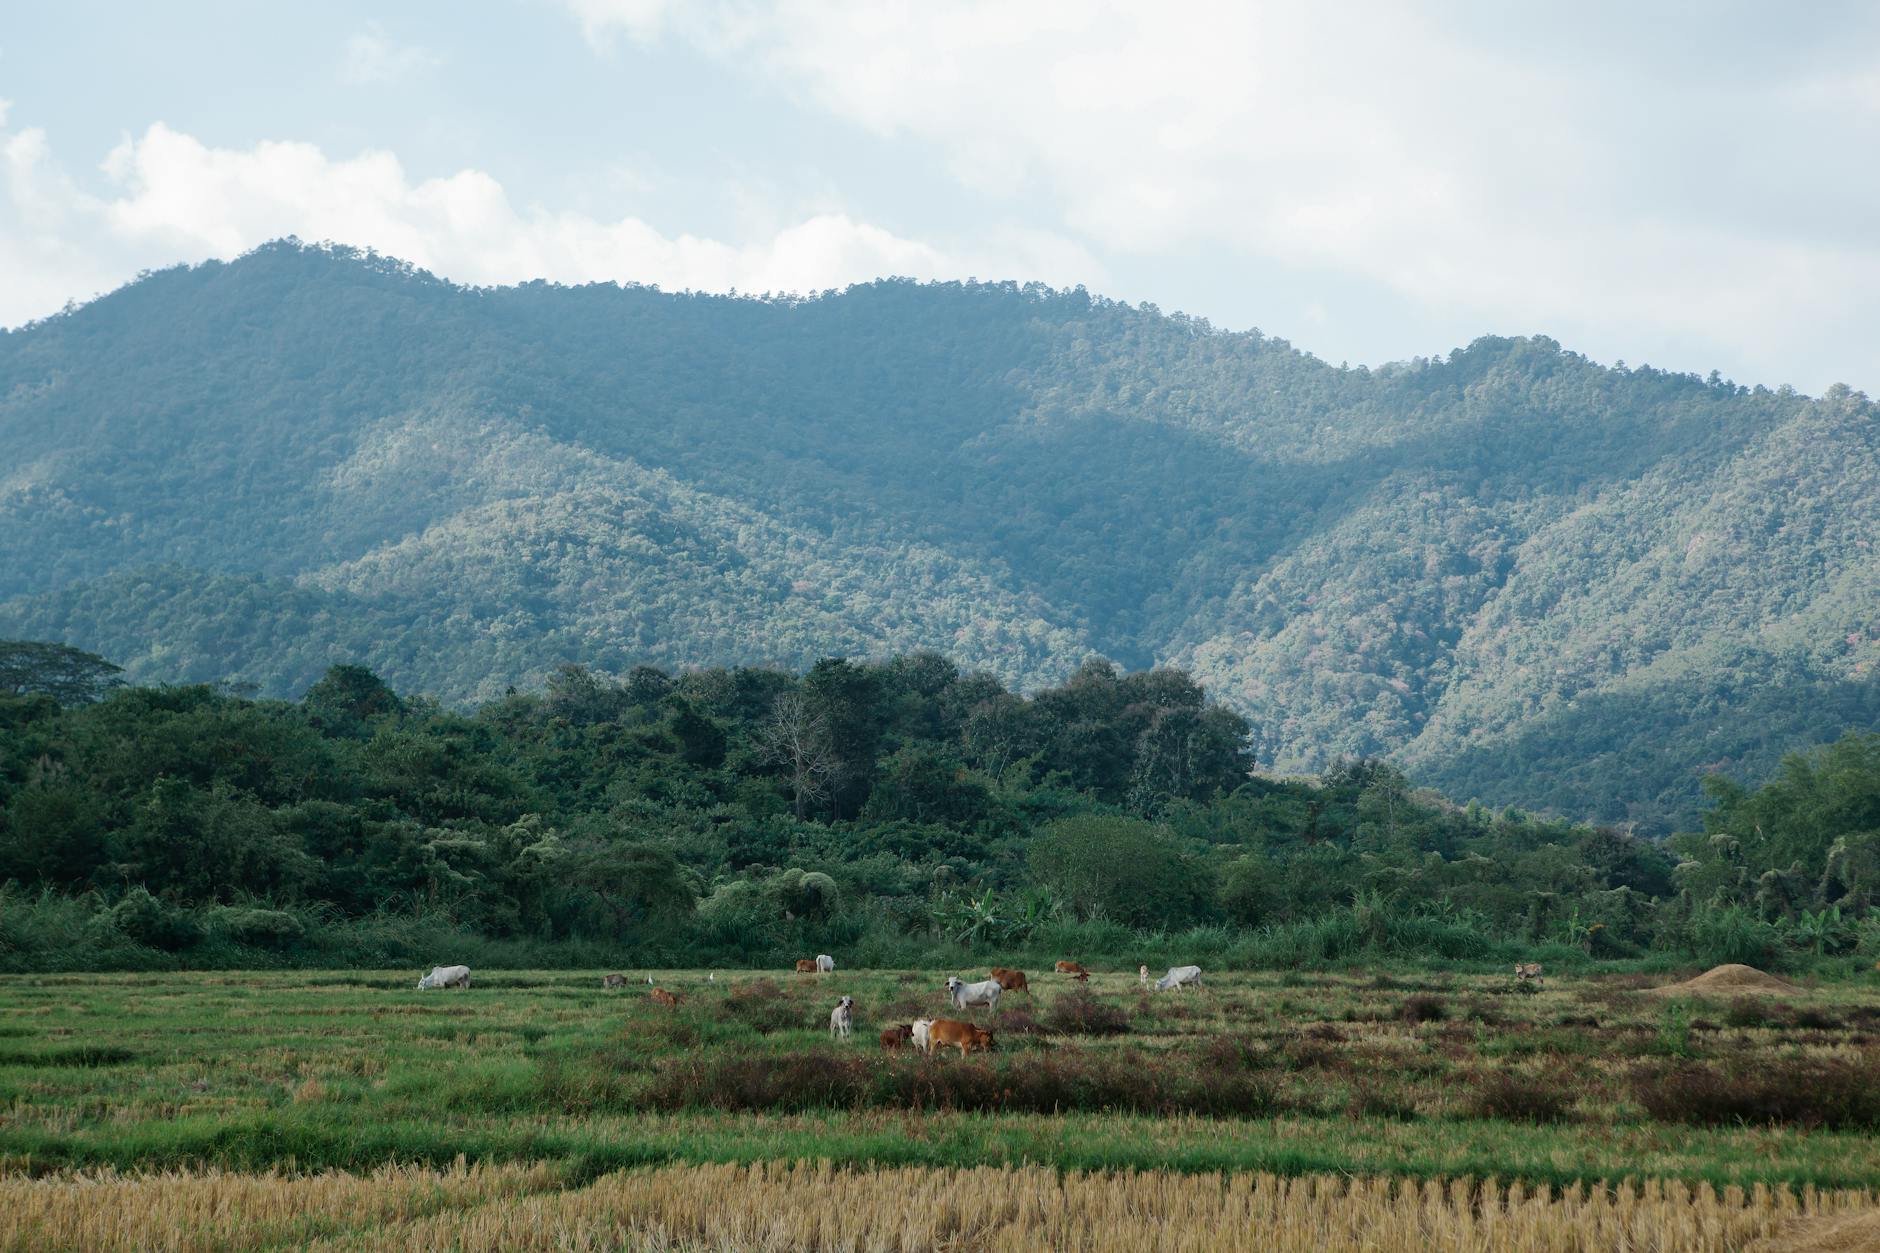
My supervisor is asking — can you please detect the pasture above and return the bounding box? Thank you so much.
[5,965,1880,1249]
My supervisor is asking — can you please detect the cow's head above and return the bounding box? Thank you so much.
[945,976,962,991]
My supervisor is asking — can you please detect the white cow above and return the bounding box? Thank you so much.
[1154,965,1203,992]
[816,954,836,973]
[1139,964,1150,986]
[417,964,471,990]
[911,1017,935,1054]
[830,995,854,1040]
[945,975,1002,1014]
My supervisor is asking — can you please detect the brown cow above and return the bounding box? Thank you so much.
[926,1018,996,1058]
[794,959,819,974]
[601,973,627,989]
[649,987,682,1007]
[879,1024,914,1051]
[1053,960,1090,982]
[988,967,1030,994]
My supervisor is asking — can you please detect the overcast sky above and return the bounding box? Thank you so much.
[4,2,1876,392]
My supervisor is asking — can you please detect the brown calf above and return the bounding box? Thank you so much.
[1053,960,1090,982]
[879,1024,914,1051]
[649,987,682,1007]
[988,967,1030,994]
[794,959,819,974]
[926,1018,996,1058]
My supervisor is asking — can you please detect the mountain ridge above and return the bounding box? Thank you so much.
[2,240,1875,831]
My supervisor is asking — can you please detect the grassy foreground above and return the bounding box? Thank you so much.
[5,966,1880,1248]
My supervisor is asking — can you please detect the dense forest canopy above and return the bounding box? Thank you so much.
[1,241,1876,832]
[3,647,1878,972]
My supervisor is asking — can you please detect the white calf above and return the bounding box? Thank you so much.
[830,995,854,1041]
[911,1018,935,1054]
[417,964,471,990]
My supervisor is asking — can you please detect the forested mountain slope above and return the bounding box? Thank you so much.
[2,242,1875,830]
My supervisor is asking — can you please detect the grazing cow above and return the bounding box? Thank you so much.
[911,1017,935,1054]
[816,954,836,973]
[830,995,854,1040]
[417,964,471,991]
[926,1018,996,1058]
[649,987,682,1007]
[880,1024,914,1051]
[988,967,1030,994]
[1054,960,1090,982]
[1514,962,1544,984]
[795,959,819,974]
[602,973,627,989]
[945,975,1002,1014]
[1154,965,1203,992]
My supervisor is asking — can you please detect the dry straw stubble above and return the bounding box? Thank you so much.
[3,1161,1875,1253]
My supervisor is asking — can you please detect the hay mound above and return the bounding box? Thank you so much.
[1645,963,1796,998]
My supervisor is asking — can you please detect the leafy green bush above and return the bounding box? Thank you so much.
[1687,906,1787,970]
[206,907,305,948]
[101,889,203,952]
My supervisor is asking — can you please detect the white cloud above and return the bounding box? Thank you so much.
[0,114,1104,329]
[564,0,1880,389]
[340,23,441,86]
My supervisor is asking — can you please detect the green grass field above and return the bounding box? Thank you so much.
[5,964,1880,1196]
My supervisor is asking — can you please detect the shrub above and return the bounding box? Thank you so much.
[717,978,804,1034]
[1464,1073,1573,1123]
[645,1047,1285,1118]
[990,1008,1045,1037]
[1723,999,1775,1029]
[208,907,305,948]
[1346,1081,1419,1122]
[102,889,203,952]
[1045,989,1130,1036]
[1688,906,1787,970]
[1632,1059,1880,1130]
[1199,1034,1266,1072]
[1656,1000,1696,1058]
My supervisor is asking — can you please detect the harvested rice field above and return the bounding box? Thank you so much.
[5,1161,1878,1252]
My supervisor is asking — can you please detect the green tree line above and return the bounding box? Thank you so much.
[4,639,1877,973]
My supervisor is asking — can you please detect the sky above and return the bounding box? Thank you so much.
[3,1,1876,393]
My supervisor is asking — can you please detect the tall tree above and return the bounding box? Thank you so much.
[0,641,122,704]
[756,689,840,821]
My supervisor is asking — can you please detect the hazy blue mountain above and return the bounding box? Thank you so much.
[3,241,1875,831]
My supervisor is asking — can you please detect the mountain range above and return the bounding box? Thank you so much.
[2,241,1875,832]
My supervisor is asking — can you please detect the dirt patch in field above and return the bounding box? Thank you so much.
[1644,964,1797,998]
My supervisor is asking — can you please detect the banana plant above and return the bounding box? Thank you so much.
[1791,905,1849,956]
